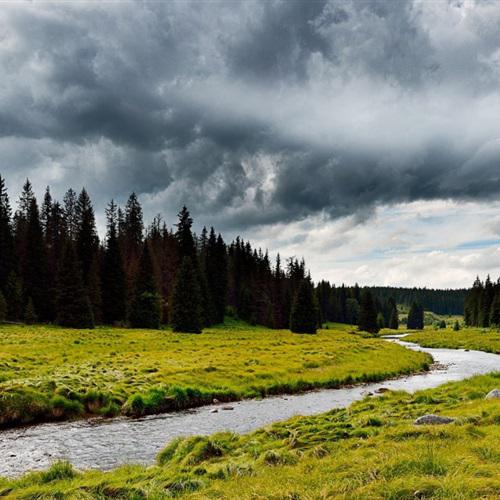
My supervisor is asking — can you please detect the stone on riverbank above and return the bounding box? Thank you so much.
[414,414,454,425]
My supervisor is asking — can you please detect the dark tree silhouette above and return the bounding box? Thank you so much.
[290,280,318,334]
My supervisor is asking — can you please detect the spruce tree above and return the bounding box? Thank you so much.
[489,293,500,327]
[129,243,161,329]
[388,298,399,329]
[56,242,94,329]
[75,188,99,284]
[175,206,196,259]
[23,198,50,320]
[63,188,78,240]
[0,175,15,292]
[0,291,6,321]
[171,256,202,333]
[358,289,379,333]
[24,297,37,325]
[4,272,23,321]
[407,302,424,329]
[102,200,127,324]
[387,310,398,329]
[290,280,318,334]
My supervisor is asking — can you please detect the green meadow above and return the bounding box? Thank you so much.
[1,373,498,499]
[0,321,430,428]
[405,328,500,354]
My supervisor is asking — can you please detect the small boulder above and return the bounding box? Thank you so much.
[222,406,234,410]
[414,414,454,425]
[213,398,220,404]
[485,389,500,400]
[210,409,218,413]
[376,387,390,394]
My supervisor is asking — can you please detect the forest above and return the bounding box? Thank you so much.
[0,177,459,333]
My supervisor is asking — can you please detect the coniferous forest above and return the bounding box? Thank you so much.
[463,275,500,327]
[0,176,467,332]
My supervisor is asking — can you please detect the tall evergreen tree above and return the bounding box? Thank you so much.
[102,200,127,324]
[129,243,162,329]
[63,188,78,241]
[22,198,50,320]
[75,188,99,284]
[56,242,94,328]
[4,272,23,321]
[290,280,318,334]
[388,297,399,329]
[175,206,196,259]
[205,228,228,324]
[407,302,424,330]
[0,175,15,292]
[171,256,202,333]
[358,289,379,333]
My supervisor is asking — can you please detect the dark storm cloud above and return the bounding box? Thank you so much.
[2,0,500,230]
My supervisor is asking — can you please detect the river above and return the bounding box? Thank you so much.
[0,336,498,477]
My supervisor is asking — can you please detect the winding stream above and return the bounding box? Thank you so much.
[1,337,498,477]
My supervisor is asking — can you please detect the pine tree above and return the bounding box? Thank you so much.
[24,297,37,325]
[377,312,385,329]
[407,302,424,329]
[171,256,202,333]
[63,188,78,240]
[22,198,50,320]
[129,243,161,329]
[0,175,15,292]
[175,206,196,259]
[204,228,228,324]
[4,272,23,321]
[489,293,500,327]
[290,280,318,334]
[56,242,94,329]
[102,200,127,324]
[388,297,399,329]
[87,254,103,324]
[388,308,399,329]
[0,291,6,321]
[345,298,360,325]
[75,188,99,284]
[453,320,460,331]
[358,289,379,333]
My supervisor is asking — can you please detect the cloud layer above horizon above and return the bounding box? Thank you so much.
[2,0,500,287]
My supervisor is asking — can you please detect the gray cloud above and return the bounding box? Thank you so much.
[2,0,500,231]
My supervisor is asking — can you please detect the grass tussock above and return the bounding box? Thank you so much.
[405,327,500,354]
[0,321,430,427]
[1,373,499,499]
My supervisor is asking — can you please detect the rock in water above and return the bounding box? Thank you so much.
[485,389,500,400]
[414,414,454,425]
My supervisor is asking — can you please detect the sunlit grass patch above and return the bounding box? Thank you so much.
[0,321,430,427]
[405,328,500,354]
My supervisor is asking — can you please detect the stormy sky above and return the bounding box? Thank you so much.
[2,0,500,288]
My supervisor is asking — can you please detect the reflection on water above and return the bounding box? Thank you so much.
[1,339,498,477]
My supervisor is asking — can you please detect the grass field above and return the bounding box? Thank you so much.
[405,328,500,354]
[1,373,498,499]
[0,320,431,428]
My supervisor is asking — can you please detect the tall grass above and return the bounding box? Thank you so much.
[0,322,430,427]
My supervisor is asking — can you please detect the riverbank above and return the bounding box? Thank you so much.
[405,328,500,354]
[1,371,498,499]
[0,321,430,428]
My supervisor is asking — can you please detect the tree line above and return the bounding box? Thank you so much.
[368,287,465,316]
[315,281,425,332]
[0,177,431,334]
[0,177,323,332]
[464,275,500,327]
